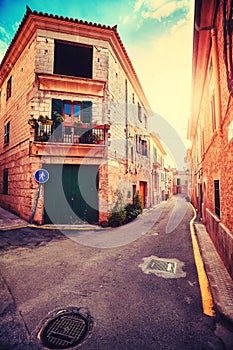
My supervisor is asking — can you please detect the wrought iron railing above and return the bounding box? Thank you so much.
[34,122,109,145]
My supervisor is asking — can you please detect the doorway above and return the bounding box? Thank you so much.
[43,164,99,224]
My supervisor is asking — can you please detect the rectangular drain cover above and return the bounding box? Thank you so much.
[147,259,176,274]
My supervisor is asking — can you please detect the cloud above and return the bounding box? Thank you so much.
[0,40,8,63]
[0,21,20,64]
[134,0,190,21]
[127,4,194,142]
[0,25,11,64]
[120,15,130,24]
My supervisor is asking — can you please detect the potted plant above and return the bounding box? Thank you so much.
[38,115,53,125]
[74,120,83,127]
[28,118,36,128]
[40,132,49,142]
[90,133,100,144]
[53,111,64,123]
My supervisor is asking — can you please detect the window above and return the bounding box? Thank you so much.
[144,114,148,129]
[6,76,12,100]
[54,41,93,78]
[136,135,147,156]
[136,134,140,153]
[4,121,10,145]
[141,140,148,156]
[177,178,181,185]
[138,102,142,122]
[214,180,220,218]
[3,169,8,194]
[52,99,92,125]
[63,102,82,125]
[154,172,159,190]
[153,147,157,163]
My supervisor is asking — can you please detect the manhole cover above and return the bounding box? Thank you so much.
[139,256,186,279]
[38,307,93,349]
[147,259,176,273]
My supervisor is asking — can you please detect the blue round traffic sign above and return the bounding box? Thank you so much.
[34,169,49,183]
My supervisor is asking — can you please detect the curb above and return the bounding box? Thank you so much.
[194,222,233,327]
[189,204,215,317]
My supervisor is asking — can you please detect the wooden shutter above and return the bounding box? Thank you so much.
[82,101,92,123]
[51,99,62,121]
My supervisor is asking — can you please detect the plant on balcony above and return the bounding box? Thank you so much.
[40,132,50,142]
[38,115,53,125]
[53,111,64,123]
[90,133,100,143]
[28,117,36,128]
[74,120,83,126]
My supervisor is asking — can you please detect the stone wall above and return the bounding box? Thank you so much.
[206,208,233,279]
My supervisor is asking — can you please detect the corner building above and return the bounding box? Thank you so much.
[189,0,233,278]
[0,8,152,225]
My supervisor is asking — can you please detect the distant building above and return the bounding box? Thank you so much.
[172,170,190,196]
[188,0,233,278]
[0,7,152,225]
[150,133,168,204]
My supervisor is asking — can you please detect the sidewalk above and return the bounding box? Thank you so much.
[194,222,233,326]
[0,207,28,231]
[1,205,233,327]
[0,206,101,231]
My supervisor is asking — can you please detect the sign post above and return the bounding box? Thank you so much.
[30,169,49,224]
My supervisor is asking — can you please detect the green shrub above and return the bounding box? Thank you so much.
[108,190,143,227]
[108,209,126,227]
[108,190,126,227]
[133,191,143,214]
[124,203,139,223]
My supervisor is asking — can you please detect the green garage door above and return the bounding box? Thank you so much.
[43,164,99,224]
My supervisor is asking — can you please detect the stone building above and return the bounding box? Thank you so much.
[0,7,152,225]
[150,133,167,204]
[172,170,190,196]
[188,0,233,278]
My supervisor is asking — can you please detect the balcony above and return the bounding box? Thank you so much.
[34,122,109,145]
[30,122,110,159]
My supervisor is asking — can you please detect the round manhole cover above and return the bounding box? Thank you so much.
[38,307,93,349]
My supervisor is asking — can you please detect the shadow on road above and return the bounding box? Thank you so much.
[0,227,67,251]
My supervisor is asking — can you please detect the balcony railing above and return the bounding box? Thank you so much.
[34,122,109,145]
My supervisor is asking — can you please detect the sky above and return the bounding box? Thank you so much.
[0,0,194,169]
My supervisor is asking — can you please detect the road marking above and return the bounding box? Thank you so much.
[190,206,215,317]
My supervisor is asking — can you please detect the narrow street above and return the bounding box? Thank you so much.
[0,196,228,349]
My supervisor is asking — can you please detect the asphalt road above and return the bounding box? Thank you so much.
[0,196,227,349]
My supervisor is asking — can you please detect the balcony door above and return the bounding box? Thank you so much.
[63,101,81,126]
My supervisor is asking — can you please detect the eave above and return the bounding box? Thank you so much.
[37,74,105,97]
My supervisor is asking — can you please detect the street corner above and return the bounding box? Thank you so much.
[139,255,186,279]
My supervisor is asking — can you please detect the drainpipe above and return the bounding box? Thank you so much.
[211,28,222,133]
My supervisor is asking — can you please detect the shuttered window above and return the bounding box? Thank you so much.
[3,169,8,195]
[51,99,92,125]
[214,180,220,218]
[4,121,10,145]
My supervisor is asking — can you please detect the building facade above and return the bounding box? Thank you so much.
[188,0,233,278]
[172,170,190,196]
[0,8,152,225]
[150,133,167,204]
